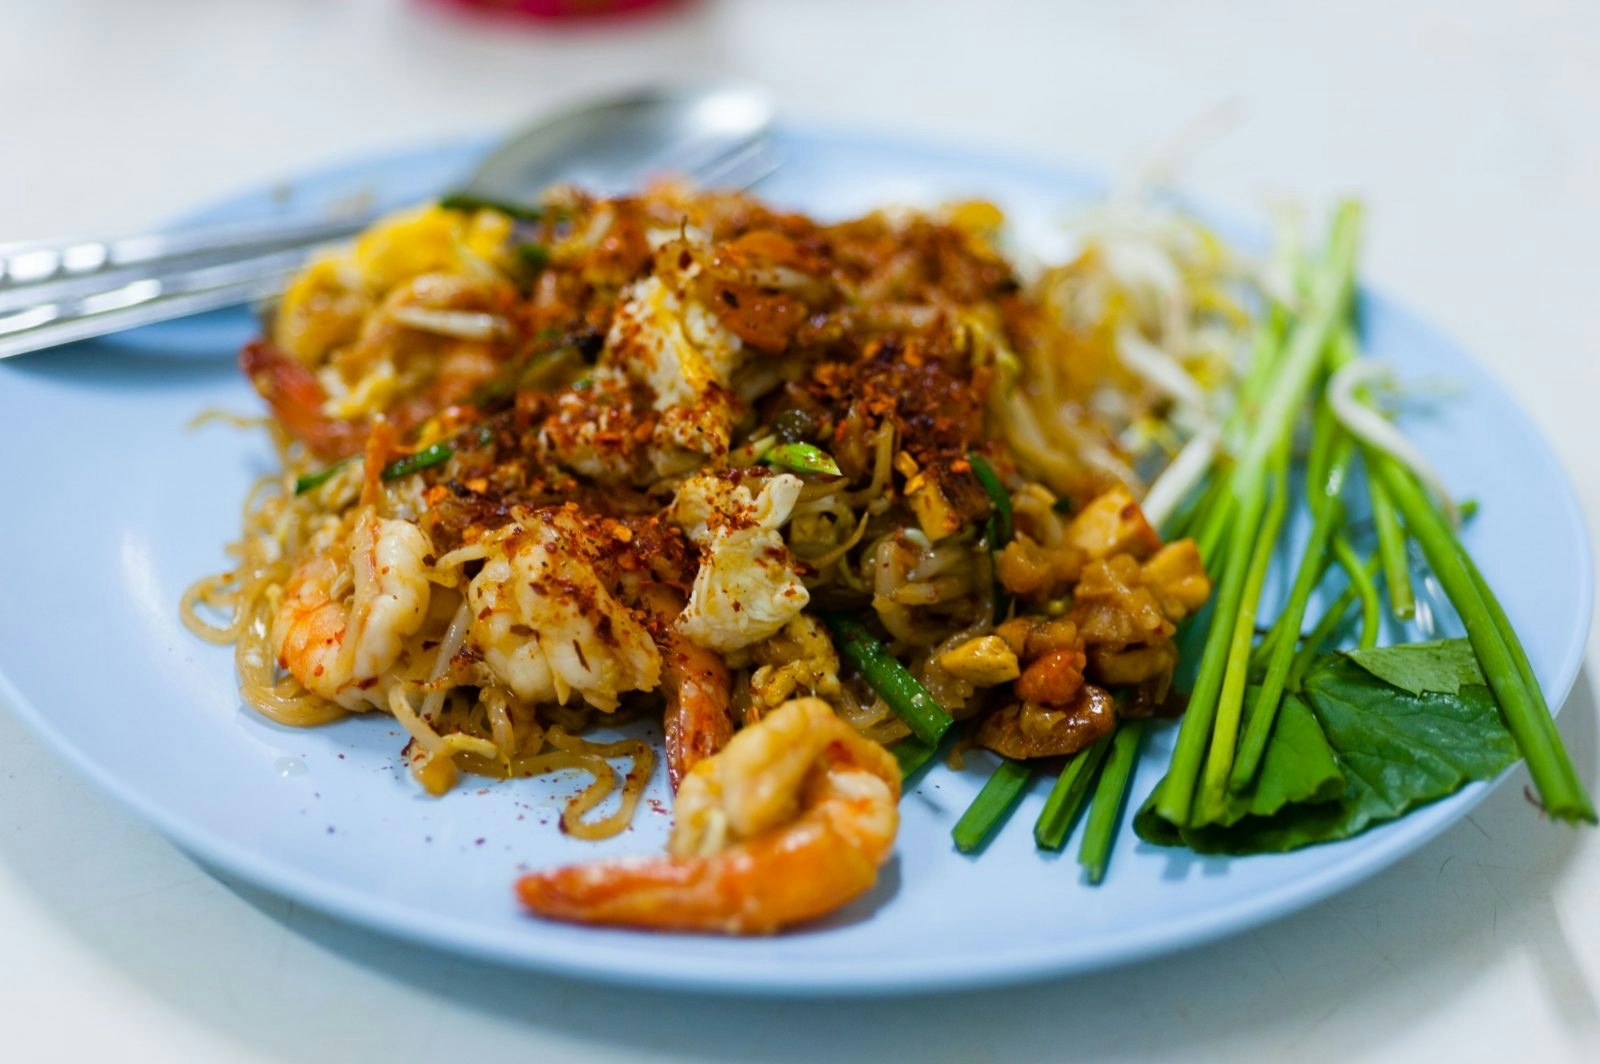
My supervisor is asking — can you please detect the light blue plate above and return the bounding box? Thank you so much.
[0,128,1590,996]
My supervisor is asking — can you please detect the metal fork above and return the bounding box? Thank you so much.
[0,84,778,361]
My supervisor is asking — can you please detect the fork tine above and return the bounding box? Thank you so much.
[689,135,782,192]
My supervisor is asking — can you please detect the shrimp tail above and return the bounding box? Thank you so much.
[662,634,733,791]
[518,698,900,935]
[516,815,879,935]
[241,340,368,460]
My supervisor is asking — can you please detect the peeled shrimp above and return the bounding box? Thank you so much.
[271,508,432,709]
[517,698,900,934]
[466,507,661,712]
[668,471,810,652]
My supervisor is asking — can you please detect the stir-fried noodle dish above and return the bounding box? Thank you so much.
[185,184,1238,933]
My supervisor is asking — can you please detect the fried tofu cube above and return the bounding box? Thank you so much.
[938,635,1022,686]
[1064,487,1161,562]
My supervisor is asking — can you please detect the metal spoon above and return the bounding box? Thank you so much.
[0,82,776,360]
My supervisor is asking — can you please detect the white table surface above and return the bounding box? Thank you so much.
[4,1,1598,1060]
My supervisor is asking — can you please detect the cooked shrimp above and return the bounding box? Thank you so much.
[668,471,810,652]
[271,508,432,709]
[517,697,901,934]
[661,631,734,792]
[339,272,520,410]
[240,340,367,460]
[640,586,734,791]
[466,507,661,712]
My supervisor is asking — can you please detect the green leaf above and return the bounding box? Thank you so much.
[1206,691,1345,827]
[1344,638,1484,696]
[1134,691,1343,843]
[1136,640,1517,855]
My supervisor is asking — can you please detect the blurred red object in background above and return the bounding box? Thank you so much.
[432,0,681,20]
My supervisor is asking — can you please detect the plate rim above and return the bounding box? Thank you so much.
[0,126,1591,996]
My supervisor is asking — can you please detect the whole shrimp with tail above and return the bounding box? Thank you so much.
[517,698,901,934]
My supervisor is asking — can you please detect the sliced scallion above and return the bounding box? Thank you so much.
[762,441,842,477]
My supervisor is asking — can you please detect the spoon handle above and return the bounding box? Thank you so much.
[0,129,781,360]
[0,213,376,291]
[0,245,309,359]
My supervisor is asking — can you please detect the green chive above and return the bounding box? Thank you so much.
[1033,734,1114,850]
[1199,446,1291,820]
[952,758,1034,853]
[293,458,353,495]
[891,737,941,783]
[1232,428,1352,791]
[1155,200,1362,831]
[1366,467,1415,621]
[1285,556,1379,692]
[1372,456,1595,824]
[968,452,1013,545]
[1331,530,1380,650]
[1079,721,1146,884]
[820,611,954,745]
[517,244,550,272]
[438,192,544,223]
[381,442,453,480]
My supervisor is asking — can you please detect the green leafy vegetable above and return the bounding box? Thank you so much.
[1214,691,1344,826]
[1345,639,1483,696]
[1136,640,1517,854]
